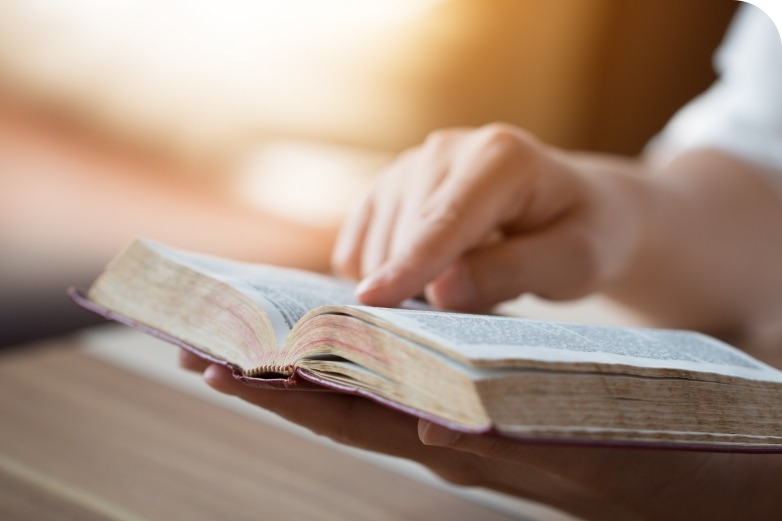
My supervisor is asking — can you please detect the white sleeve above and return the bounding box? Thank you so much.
[648,5,782,170]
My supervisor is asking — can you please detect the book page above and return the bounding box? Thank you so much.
[357,307,782,383]
[146,241,359,348]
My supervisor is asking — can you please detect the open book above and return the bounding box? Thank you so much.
[73,239,782,452]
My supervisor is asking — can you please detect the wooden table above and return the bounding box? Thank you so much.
[0,330,569,521]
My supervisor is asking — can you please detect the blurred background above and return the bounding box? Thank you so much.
[1,0,738,346]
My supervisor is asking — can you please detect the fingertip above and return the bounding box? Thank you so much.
[203,364,238,395]
[354,271,385,301]
[179,349,209,372]
[354,265,405,308]
[355,286,401,308]
[202,364,221,386]
[418,419,461,447]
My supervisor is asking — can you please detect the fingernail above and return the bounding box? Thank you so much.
[418,420,461,446]
[355,263,396,298]
[203,364,232,394]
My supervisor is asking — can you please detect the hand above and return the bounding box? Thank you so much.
[332,123,648,311]
[334,123,782,338]
[180,349,782,520]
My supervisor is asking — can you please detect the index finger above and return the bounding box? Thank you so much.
[355,126,546,307]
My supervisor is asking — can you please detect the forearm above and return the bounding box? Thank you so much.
[600,149,782,345]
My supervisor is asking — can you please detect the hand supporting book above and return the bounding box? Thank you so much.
[178,346,782,521]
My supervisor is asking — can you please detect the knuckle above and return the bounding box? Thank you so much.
[424,128,459,151]
[481,122,518,141]
[419,201,462,232]
[476,123,536,156]
[469,124,543,193]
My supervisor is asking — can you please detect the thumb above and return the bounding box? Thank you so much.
[418,420,531,461]
[418,420,588,469]
[418,419,463,447]
[425,224,602,311]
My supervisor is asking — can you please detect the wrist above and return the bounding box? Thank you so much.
[564,153,660,297]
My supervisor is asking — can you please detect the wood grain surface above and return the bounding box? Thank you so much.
[0,338,527,521]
